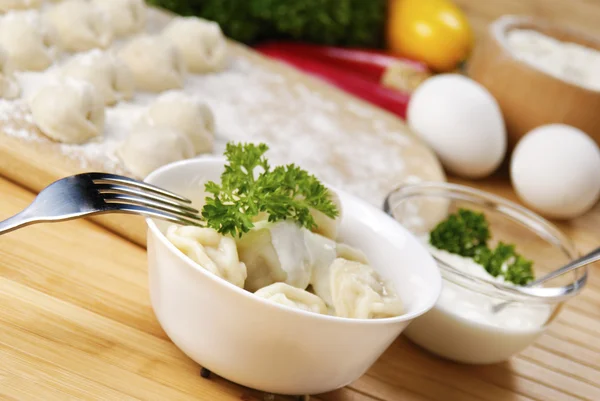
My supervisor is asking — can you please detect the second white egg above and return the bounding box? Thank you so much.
[407,74,507,179]
[510,124,600,220]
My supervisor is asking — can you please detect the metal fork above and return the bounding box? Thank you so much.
[0,172,203,235]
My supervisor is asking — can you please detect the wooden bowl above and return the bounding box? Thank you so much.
[467,15,600,150]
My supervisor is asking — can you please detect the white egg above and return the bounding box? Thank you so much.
[407,74,507,179]
[511,124,600,219]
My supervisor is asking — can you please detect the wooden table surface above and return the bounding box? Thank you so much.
[1,168,599,401]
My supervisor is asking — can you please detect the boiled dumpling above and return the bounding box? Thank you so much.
[30,78,105,144]
[0,46,19,99]
[166,225,247,288]
[45,0,113,52]
[142,92,214,154]
[59,49,134,106]
[0,0,41,13]
[0,10,58,71]
[118,35,185,92]
[254,283,328,315]
[336,242,369,264]
[310,189,342,240]
[161,16,227,73]
[303,231,337,303]
[236,220,314,292]
[305,232,369,307]
[329,258,404,319]
[91,0,146,38]
[117,123,194,178]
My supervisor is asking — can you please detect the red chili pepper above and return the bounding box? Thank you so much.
[255,42,430,83]
[256,46,411,120]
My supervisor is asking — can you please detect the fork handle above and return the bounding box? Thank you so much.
[0,211,36,235]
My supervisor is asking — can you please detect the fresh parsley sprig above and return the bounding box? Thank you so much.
[201,142,339,238]
[430,208,535,285]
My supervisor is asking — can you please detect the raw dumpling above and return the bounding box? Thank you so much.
[0,46,19,99]
[161,16,227,73]
[166,225,247,288]
[329,258,404,319]
[0,10,58,71]
[117,123,194,178]
[60,49,134,106]
[30,78,105,144]
[45,0,112,52]
[236,220,313,292]
[0,0,41,13]
[254,283,328,315]
[118,35,185,92]
[310,189,342,240]
[143,92,214,154]
[91,0,146,38]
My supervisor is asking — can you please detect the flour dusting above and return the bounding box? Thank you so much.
[0,7,440,207]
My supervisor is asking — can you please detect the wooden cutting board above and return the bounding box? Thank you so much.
[0,7,444,247]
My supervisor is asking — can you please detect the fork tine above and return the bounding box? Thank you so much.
[95,184,199,213]
[114,204,203,227]
[89,173,192,204]
[103,194,204,222]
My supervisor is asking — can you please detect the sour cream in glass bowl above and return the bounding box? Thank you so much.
[384,182,587,365]
[143,157,442,396]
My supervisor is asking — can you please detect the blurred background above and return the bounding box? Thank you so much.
[149,0,600,222]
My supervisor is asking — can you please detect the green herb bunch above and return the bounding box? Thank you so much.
[430,208,534,285]
[201,142,339,238]
[146,0,388,48]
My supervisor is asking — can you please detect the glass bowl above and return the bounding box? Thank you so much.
[383,181,587,364]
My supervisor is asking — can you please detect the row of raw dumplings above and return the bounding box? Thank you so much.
[166,197,406,320]
[0,0,146,74]
[30,78,216,177]
[0,0,228,97]
[14,10,227,176]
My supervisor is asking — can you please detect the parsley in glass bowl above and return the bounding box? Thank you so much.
[384,182,587,364]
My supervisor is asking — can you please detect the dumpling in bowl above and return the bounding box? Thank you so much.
[236,220,314,292]
[307,233,370,307]
[166,225,247,288]
[254,282,328,315]
[329,258,404,319]
[309,189,342,240]
[335,242,369,264]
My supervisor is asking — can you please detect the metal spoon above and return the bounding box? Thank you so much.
[491,246,600,313]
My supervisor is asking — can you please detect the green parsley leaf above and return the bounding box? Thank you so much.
[430,209,535,285]
[429,208,490,257]
[201,142,339,238]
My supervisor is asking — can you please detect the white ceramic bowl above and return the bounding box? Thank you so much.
[144,157,442,396]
